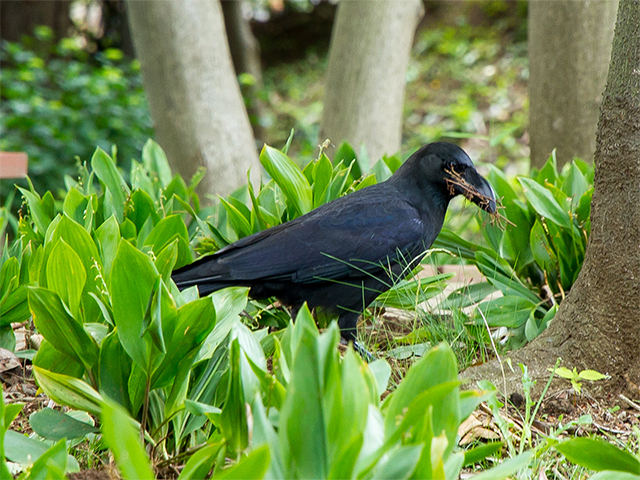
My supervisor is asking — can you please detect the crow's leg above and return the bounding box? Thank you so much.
[338,312,374,362]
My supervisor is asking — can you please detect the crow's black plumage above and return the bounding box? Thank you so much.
[172,142,496,343]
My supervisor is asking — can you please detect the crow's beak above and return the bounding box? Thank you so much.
[462,168,497,214]
[445,165,497,214]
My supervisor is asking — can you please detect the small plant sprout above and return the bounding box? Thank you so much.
[550,366,610,395]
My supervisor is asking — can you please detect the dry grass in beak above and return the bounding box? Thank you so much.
[444,166,514,229]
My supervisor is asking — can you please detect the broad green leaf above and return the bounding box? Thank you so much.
[110,240,157,370]
[34,367,103,416]
[280,331,327,479]
[260,145,312,217]
[18,187,51,235]
[4,433,79,473]
[33,339,84,378]
[578,370,608,381]
[142,138,173,188]
[519,177,571,228]
[178,442,224,480]
[438,282,497,309]
[95,215,121,279]
[62,187,89,225]
[152,296,215,389]
[555,438,640,474]
[472,450,534,480]
[46,239,86,317]
[144,214,192,269]
[312,154,333,208]
[220,340,249,454]
[373,274,452,309]
[475,296,538,328]
[590,473,640,480]
[385,344,459,457]
[536,151,558,186]
[99,331,133,411]
[463,442,503,466]
[212,444,270,480]
[101,398,155,480]
[155,238,179,281]
[131,160,157,201]
[29,287,99,371]
[29,408,98,441]
[0,285,29,326]
[562,162,589,207]
[220,197,253,239]
[126,189,159,233]
[91,147,130,222]
[371,444,423,480]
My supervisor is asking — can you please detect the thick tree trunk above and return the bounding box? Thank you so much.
[126,0,260,198]
[220,0,267,143]
[320,0,423,162]
[0,0,73,41]
[465,0,640,400]
[529,0,618,169]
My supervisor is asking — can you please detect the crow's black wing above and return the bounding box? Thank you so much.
[173,186,426,288]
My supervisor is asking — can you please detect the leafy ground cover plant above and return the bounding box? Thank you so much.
[433,151,593,348]
[0,27,152,203]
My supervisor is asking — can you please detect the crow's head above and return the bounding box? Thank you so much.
[397,142,497,214]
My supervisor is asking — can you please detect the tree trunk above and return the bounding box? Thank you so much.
[0,0,73,42]
[320,0,423,162]
[465,0,640,400]
[529,0,618,169]
[126,0,260,198]
[220,0,267,143]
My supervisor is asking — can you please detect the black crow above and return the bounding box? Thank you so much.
[172,142,496,345]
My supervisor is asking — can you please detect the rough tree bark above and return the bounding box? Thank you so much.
[320,0,423,161]
[529,0,618,169]
[220,0,267,142]
[126,0,260,198]
[0,0,73,41]
[465,0,640,400]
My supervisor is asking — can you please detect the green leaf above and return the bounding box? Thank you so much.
[519,177,571,228]
[110,240,157,370]
[260,145,312,217]
[95,215,121,279]
[126,189,159,233]
[463,442,503,466]
[280,329,327,479]
[471,450,534,480]
[91,148,130,222]
[475,296,537,328]
[212,444,270,480]
[34,367,103,416]
[371,444,423,480]
[29,408,98,441]
[142,139,173,188]
[144,214,192,269]
[589,472,640,480]
[578,370,608,381]
[555,438,640,474]
[29,287,99,371]
[562,162,589,207]
[18,186,52,235]
[220,197,253,239]
[177,442,224,480]
[33,339,84,378]
[46,239,86,317]
[152,296,215,389]
[99,330,133,411]
[4,433,79,474]
[101,398,155,480]
[437,282,497,309]
[62,187,90,225]
[312,154,333,208]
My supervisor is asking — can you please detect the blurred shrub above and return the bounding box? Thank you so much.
[0,27,153,198]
